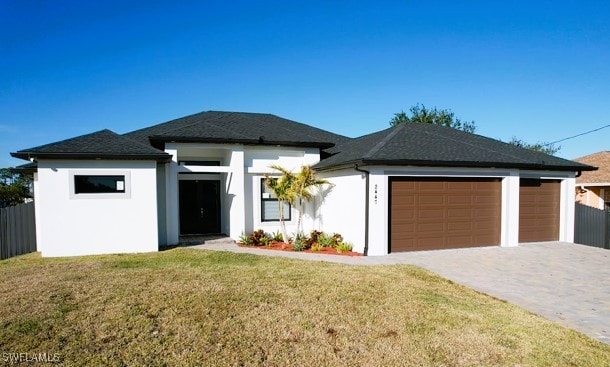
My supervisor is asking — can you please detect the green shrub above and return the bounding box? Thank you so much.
[292,232,308,251]
[335,241,353,254]
[317,233,333,247]
[238,232,252,245]
[270,231,283,242]
[260,236,271,247]
[310,243,324,252]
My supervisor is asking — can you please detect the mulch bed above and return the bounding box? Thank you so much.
[237,241,363,256]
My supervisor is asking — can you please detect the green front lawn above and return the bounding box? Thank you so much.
[0,249,608,366]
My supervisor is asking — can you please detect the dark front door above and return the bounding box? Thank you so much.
[179,180,221,235]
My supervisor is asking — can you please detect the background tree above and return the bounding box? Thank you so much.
[0,168,32,207]
[391,103,561,156]
[390,103,477,133]
[507,137,560,155]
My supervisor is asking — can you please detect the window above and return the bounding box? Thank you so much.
[178,160,220,166]
[74,175,125,194]
[261,178,291,222]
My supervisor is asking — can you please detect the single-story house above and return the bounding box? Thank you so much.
[574,151,610,210]
[11,111,595,257]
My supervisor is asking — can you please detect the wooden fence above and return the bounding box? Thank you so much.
[0,202,37,260]
[574,203,609,249]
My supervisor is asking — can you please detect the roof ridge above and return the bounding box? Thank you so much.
[155,112,253,139]
[419,125,536,164]
[363,124,405,159]
[148,111,228,137]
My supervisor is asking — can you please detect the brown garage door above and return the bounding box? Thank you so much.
[389,177,502,252]
[519,179,561,242]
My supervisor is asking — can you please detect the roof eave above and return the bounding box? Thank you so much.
[10,151,171,162]
[361,159,594,172]
[10,165,38,174]
[150,136,335,149]
[315,158,594,172]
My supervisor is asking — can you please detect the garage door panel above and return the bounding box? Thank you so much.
[417,195,444,205]
[447,182,473,190]
[417,222,445,232]
[519,179,560,242]
[474,196,499,204]
[419,209,445,218]
[446,235,474,244]
[447,195,471,204]
[447,221,473,230]
[390,177,501,252]
[446,208,471,219]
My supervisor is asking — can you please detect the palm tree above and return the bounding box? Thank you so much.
[265,165,330,239]
[291,166,330,233]
[264,165,296,243]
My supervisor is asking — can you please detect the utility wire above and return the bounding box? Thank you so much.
[544,123,610,146]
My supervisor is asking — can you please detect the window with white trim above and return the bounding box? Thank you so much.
[69,170,131,199]
[74,175,125,194]
[261,178,291,222]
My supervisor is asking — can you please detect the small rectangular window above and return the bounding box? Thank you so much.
[74,175,126,194]
[178,160,220,166]
[261,178,291,222]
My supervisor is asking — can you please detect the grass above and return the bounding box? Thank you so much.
[0,249,608,366]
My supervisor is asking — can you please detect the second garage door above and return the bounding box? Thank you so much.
[389,177,502,252]
[519,179,561,242]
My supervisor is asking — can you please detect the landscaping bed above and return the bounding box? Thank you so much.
[238,240,363,256]
[238,229,361,256]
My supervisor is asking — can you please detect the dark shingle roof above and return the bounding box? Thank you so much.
[11,129,170,161]
[123,111,349,148]
[10,162,38,174]
[315,123,595,171]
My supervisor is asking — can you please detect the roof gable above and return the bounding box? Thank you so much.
[575,151,610,183]
[316,123,594,171]
[11,129,170,161]
[124,111,349,148]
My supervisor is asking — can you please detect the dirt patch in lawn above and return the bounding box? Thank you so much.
[238,241,363,256]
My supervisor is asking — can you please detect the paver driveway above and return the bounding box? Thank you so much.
[198,240,610,344]
[380,242,610,345]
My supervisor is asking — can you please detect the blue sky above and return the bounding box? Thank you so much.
[1,0,609,167]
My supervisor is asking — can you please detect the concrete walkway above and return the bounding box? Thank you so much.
[191,241,610,344]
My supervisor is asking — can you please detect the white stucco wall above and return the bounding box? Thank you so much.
[35,160,159,257]
[316,169,366,253]
[165,143,322,241]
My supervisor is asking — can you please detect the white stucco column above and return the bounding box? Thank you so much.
[500,170,520,247]
[560,175,576,242]
[165,145,179,245]
[367,170,388,256]
[228,147,245,239]
[32,172,43,253]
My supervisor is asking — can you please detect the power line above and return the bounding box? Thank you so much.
[544,123,610,146]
